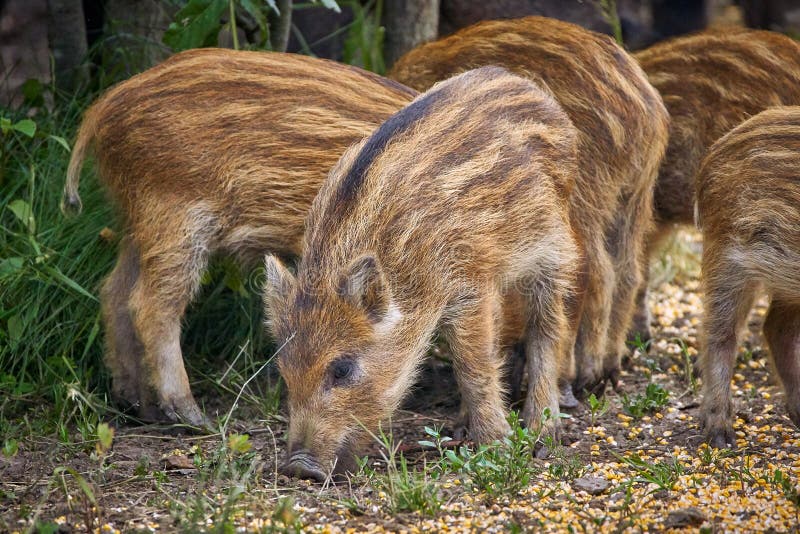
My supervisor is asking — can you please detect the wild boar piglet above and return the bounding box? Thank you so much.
[697,106,800,448]
[63,48,416,426]
[390,16,669,395]
[264,66,581,481]
[631,28,800,340]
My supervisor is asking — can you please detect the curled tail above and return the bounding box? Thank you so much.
[61,104,100,216]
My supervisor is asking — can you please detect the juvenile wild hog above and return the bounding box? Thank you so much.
[631,29,800,340]
[389,16,669,394]
[64,49,416,426]
[264,67,580,480]
[696,106,800,448]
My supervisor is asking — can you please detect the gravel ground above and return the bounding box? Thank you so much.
[2,234,800,533]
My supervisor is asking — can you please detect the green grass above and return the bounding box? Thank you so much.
[358,424,444,515]
[0,87,281,444]
[673,337,699,394]
[1,92,114,431]
[594,0,623,46]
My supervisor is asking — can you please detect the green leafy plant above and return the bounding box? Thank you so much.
[546,447,588,481]
[587,393,609,427]
[728,455,760,495]
[161,434,264,532]
[697,443,734,467]
[621,382,669,419]
[269,496,305,533]
[438,412,549,497]
[164,0,236,51]
[627,332,653,355]
[1,117,36,138]
[617,452,684,492]
[1,114,68,184]
[2,438,18,457]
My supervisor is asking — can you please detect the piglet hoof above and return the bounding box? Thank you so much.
[136,403,166,424]
[559,383,579,409]
[469,417,512,445]
[170,402,214,431]
[138,399,213,432]
[705,427,735,449]
[573,368,604,401]
[605,366,621,392]
[521,406,560,457]
[787,405,800,429]
[451,409,471,441]
[574,377,607,401]
[111,397,142,420]
[452,424,469,441]
[110,387,141,413]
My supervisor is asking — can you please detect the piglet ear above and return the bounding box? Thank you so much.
[263,254,295,327]
[337,255,389,323]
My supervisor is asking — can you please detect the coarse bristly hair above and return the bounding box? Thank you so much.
[264,66,581,481]
[63,48,417,426]
[629,27,800,349]
[389,16,670,394]
[635,28,800,229]
[695,106,800,449]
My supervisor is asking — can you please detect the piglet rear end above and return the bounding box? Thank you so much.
[697,106,800,447]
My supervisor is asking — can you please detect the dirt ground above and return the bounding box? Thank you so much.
[2,237,800,533]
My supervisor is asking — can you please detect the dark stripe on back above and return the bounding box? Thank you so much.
[333,66,508,206]
[333,82,450,205]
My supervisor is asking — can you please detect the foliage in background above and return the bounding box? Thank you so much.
[164,0,341,51]
[341,0,386,73]
[289,0,386,73]
[161,0,387,73]
[595,0,624,45]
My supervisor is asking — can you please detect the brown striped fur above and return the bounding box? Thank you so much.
[631,28,800,340]
[696,106,800,447]
[264,67,580,480]
[64,48,416,425]
[389,16,669,395]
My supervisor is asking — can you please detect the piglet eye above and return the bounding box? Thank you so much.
[333,360,353,380]
[329,358,358,386]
